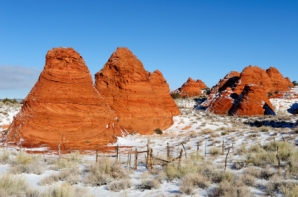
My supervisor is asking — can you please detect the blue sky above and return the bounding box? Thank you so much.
[0,0,297,98]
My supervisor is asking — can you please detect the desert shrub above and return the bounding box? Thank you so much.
[232,160,245,170]
[280,182,298,197]
[211,171,234,183]
[40,167,81,186]
[140,179,160,190]
[260,126,269,132]
[180,173,210,195]
[263,141,295,161]
[154,128,163,135]
[209,180,251,197]
[286,152,298,178]
[84,158,128,186]
[10,154,45,175]
[67,151,82,163]
[246,151,277,167]
[236,144,247,155]
[0,174,31,197]
[0,150,11,164]
[209,147,221,156]
[42,183,94,197]
[248,144,264,153]
[50,158,78,170]
[171,93,180,99]
[240,174,256,187]
[265,174,282,195]
[108,179,133,192]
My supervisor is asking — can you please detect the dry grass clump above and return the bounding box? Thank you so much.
[211,170,234,183]
[246,151,277,167]
[180,173,210,195]
[107,179,133,192]
[140,172,160,190]
[200,128,214,135]
[9,152,45,175]
[263,141,295,161]
[84,158,128,186]
[40,167,81,186]
[0,150,11,164]
[280,182,298,197]
[232,160,245,170]
[209,147,221,156]
[260,126,270,132]
[209,180,252,197]
[0,174,33,197]
[42,183,94,197]
[239,174,256,187]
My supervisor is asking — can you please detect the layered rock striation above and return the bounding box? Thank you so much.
[7,48,122,150]
[95,47,179,134]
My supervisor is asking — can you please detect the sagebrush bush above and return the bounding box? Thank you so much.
[42,183,94,197]
[0,174,31,196]
[209,147,221,156]
[0,150,12,164]
[108,179,133,192]
[246,151,277,167]
[180,173,210,195]
[211,171,234,183]
[240,174,256,187]
[210,180,252,197]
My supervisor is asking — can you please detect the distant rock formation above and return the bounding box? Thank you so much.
[171,77,207,97]
[7,48,122,150]
[202,65,292,116]
[95,47,180,134]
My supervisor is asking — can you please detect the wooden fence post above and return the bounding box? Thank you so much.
[276,146,281,169]
[149,148,153,169]
[197,141,199,157]
[116,144,119,163]
[205,138,207,157]
[146,140,150,167]
[178,149,183,170]
[95,145,98,163]
[167,143,170,160]
[224,147,230,171]
[222,140,225,155]
[134,148,138,170]
[58,143,61,159]
[181,143,187,158]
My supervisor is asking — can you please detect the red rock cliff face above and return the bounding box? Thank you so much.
[7,48,122,150]
[210,71,240,94]
[95,47,179,134]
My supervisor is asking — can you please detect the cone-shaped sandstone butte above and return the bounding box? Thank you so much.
[203,65,292,116]
[171,78,207,97]
[7,48,122,150]
[95,47,180,134]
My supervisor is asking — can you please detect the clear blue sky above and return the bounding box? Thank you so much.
[1,0,297,99]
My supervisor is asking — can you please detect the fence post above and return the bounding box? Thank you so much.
[58,143,61,159]
[134,148,138,170]
[222,140,225,155]
[167,143,170,160]
[116,144,119,163]
[181,143,187,158]
[146,140,150,168]
[224,147,230,171]
[197,141,199,157]
[95,145,98,163]
[178,149,183,170]
[276,146,281,169]
[149,148,153,169]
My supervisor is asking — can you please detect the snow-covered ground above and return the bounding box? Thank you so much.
[0,99,297,197]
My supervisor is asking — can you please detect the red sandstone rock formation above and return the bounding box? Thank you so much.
[7,48,122,150]
[234,66,292,95]
[210,71,240,94]
[202,65,291,116]
[171,78,207,97]
[95,47,179,134]
[230,85,274,116]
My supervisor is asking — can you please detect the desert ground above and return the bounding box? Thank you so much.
[0,95,298,197]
